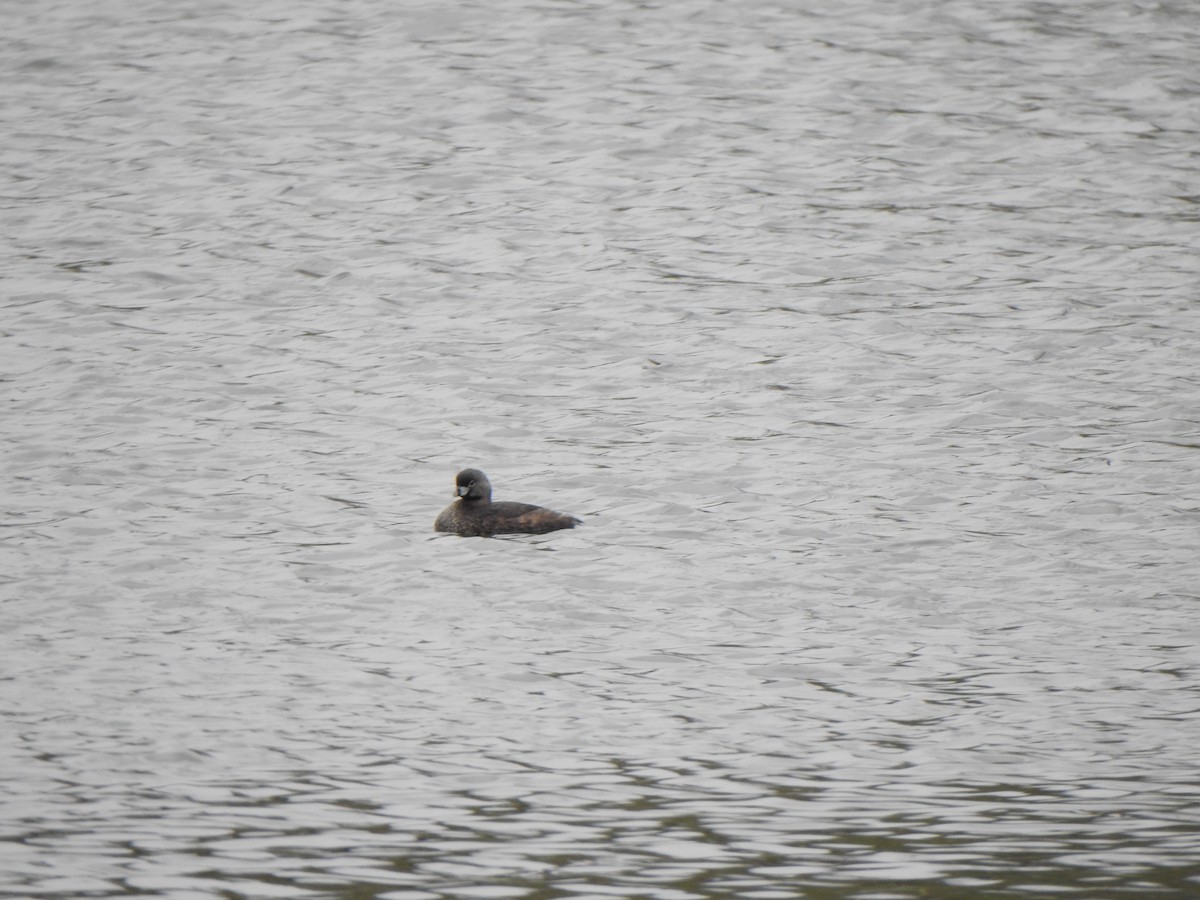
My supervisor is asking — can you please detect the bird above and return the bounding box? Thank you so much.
[434,468,581,537]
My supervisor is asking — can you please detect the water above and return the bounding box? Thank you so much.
[3,0,1199,897]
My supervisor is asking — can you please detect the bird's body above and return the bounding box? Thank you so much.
[434,469,581,537]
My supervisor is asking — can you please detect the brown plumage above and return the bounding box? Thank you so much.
[434,469,581,537]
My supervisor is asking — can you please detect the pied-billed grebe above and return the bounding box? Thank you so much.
[434,468,581,537]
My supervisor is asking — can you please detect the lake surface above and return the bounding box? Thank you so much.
[3,0,1199,897]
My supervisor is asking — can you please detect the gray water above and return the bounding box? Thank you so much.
[3,0,1199,897]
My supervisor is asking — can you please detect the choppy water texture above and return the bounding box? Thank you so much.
[3,0,1200,897]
